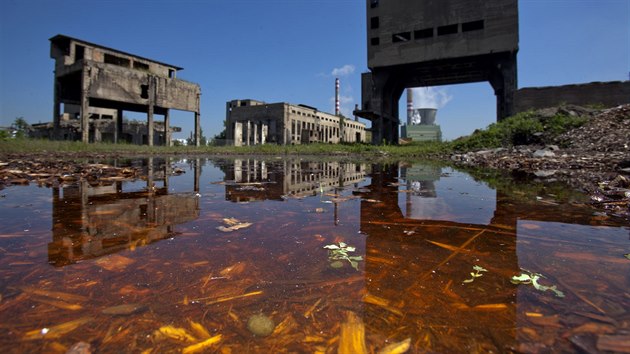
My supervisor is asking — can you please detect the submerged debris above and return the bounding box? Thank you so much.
[463,265,488,284]
[247,313,275,337]
[216,217,253,232]
[511,270,565,298]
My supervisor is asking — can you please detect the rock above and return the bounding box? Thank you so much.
[534,170,557,177]
[533,150,555,158]
[546,145,560,151]
[247,314,275,337]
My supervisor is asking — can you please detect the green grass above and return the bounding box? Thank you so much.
[0,110,590,157]
[450,111,588,151]
[0,138,452,158]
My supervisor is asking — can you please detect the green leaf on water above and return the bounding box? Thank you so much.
[512,269,564,298]
[624,253,630,260]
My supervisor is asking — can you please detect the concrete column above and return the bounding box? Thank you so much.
[52,77,60,140]
[194,112,201,147]
[253,122,258,145]
[246,120,251,146]
[261,123,268,144]
[116,109,123,143]
[80,67,90,143]
[234,121,243,147]
[164,109,171,146]
[147,76,155,146]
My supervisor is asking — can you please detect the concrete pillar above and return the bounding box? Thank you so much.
[261,123,268,145]
[80,67,90,143]
[53,77,60,140]
[147,76,155,146]
[253,122,258,145]
[246,120,251,146]
[116,109,123,143]
[194,112,201,147]
[234,121,243,147]
[164,109,171,146]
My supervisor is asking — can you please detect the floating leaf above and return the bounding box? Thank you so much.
[624,253,630,260]
[378,337,411,354]
[463,265,487,284]
[511,270,565,298]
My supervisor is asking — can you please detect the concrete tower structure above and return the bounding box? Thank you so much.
[354,0,519,144]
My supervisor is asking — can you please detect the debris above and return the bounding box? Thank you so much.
[216,218,252,232]
[247,314,275,337]
[101,303,147,316]
[23,317,93,340]
[462,265,488,283]
[338,311,367,354]
[511,270,565,298]
[65,341,92,354]
[155,325,197,342]
[182,334,222,354]
[377,338,411,354]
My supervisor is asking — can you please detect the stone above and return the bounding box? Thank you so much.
[247,314,275,337]
[533,150,555,158]
[534,170,557,177]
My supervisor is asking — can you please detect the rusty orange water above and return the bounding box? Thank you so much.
[0,158,628,353]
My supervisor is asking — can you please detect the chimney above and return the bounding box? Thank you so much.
[335,78,340,116]
[406,88,413,125]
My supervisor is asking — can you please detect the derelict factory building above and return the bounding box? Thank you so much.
[225,100,367,146]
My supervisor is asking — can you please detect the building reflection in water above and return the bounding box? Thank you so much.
[222,159,367,202]
[47,157,201,266]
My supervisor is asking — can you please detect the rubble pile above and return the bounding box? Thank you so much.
[0,158,141,190]
[451,104,630,218]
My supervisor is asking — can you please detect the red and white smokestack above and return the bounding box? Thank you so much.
[406,88,414,125]
[335,78,340,116]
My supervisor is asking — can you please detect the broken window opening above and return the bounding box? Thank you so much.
[168,69,175,78]
[370,0,379,9]
[370,17,380,29]
[462,20,485,32]
[133,61,149,71]
[371,37,380,46]
[414,28,434,39]
[140,84,149,99]
[437,24,458,36]
[392,32,411,43]
[104,53,130,67]
[75,45,85,61]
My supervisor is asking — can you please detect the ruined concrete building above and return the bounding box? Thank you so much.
[355,0,518,144]
[49,35,201,146]
[225,100,367,146]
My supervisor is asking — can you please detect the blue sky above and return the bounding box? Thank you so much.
[1,0,628,141]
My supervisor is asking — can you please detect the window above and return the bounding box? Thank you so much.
[462,20,484,32]
[75,45,84,60]
[437,24,458,36]
[414,28,433,39]
[371,37,380,46]
[370,0,378,9]
[370,17,379,29]
[140,84,149,99]
[133,61,149,71]
[168,69,175,78]
[392,32,411,43]
[104,53,130,67]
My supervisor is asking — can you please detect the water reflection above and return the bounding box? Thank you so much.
[1,158,628,352]
[221,159,367,201]
[47,157,201,266]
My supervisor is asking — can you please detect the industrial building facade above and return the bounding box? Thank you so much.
[50,35,201,146]
[225,99,367,146]
[355,0,519,144]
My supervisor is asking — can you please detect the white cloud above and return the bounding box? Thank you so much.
[331,64,355,77]
[411,87,453,109]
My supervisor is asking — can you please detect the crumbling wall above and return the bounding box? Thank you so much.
[515,81,630,112]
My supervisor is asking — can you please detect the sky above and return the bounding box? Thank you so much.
[0,0,628,141]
